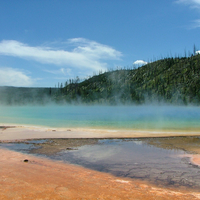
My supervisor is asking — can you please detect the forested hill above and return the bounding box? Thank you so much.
[0,54,200,105]
[0,87,57,105]
[62,54,200,105]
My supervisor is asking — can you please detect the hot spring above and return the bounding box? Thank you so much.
[0,105,200,131]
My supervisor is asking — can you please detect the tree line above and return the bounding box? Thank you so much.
[1,52,199,105]
[52,53,200,105]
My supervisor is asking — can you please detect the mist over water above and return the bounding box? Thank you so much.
[0,105,200,131]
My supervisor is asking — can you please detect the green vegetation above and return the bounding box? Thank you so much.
[60,54,200,105]
[0,87,57,105]
[1,53,200,105]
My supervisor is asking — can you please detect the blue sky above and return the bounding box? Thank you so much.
[0,0,200,87]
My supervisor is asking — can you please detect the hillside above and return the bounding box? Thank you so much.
[0,87,56,105]
[61,54,200,105]
[0,54,200,105]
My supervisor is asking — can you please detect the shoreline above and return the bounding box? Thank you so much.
[1,125,200,199]
[1,125,200,168]
[1,124,200,141]
[1,147,200,199]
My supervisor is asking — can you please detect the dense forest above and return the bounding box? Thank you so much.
[58,54,200,105]
[0,87,57,105]
[0,53,200,105]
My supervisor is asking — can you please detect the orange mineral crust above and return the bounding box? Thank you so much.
[0,148,200,200]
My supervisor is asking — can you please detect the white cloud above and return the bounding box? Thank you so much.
[191,18,200,28]
[196,50,200,54]
[0,67,33,87]
[68,38,121,60]
[176,0,200,8]
[44,68,72,76]
[175,0,200,28]
[133,60,148,66]
[0,39,122,72]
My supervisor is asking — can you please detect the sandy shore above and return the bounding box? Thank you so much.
[1,125,200,199]
[1,124,200,141]
[1,147,200,200]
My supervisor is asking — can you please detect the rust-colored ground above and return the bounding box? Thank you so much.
[1,148,200,200]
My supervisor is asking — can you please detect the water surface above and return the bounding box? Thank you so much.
[1,138,200,190]
[0,105,200,131]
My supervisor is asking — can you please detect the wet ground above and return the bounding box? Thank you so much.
[142,136,200,154]
[1,137,200,191]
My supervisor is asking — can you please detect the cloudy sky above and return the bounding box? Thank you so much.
[0,0,200,87]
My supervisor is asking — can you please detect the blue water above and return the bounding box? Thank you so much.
[0,105,200,131]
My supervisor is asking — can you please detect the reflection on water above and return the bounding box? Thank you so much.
[0,105,200,131]
[1,138,200,190]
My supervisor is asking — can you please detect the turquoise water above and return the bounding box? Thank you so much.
[0,105,200,131]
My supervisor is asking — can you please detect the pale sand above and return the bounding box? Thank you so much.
[183,154,200,167]
[1,147,200,200]
[1,124,200,141]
